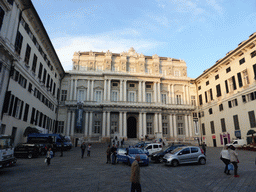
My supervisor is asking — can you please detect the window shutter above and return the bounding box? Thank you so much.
[210,89,213,100]
[237,72,243,87]
[228,101,232,108]
[225,80,229,93]
[205,91,208,103]
[232,76,237,90]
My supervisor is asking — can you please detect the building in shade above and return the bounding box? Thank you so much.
[195,32,256,147]
[58,48,198,142]
[0,0,64,145]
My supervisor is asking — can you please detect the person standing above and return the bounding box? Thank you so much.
[202,142,206,155]
[60,142,64,157]
[130,155,141,192]
[111,144,117,164]
[87,144,91,157]
[81,142,86,158]
[106,145,111,164]
[220,146,230,175]
[46,148,53,166]
[230,145,239,177]
[121,138,124,147]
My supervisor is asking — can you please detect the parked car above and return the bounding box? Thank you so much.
[14,143,40,159]
[226,139,247,148]
[163,146,206,167]
[151,144,186,163]
[143,143,162,156]
[116,148,149,166]
[134,141,152,148]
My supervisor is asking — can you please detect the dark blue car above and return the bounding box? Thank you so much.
[116,148,149,166]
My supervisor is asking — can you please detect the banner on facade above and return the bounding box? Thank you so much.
[76,109,83,129]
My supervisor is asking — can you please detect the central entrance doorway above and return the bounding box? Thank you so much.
[127,117,137,138]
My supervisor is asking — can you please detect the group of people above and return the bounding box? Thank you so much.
[106,144,118,164]
[220,145,239,177]
[80,142,91,158]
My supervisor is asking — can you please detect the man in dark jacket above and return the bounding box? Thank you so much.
[110,144,117,164]
[81,142,86,158]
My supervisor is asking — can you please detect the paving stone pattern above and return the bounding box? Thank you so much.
[1,143,256,192]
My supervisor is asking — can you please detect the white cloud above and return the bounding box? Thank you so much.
[53,29,164,71]
[206,0,223,14]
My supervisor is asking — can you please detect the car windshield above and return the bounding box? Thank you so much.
[129,149,144,154]
[170,147,183,154]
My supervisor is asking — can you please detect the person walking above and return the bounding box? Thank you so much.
[130,155,141,192]
[87,144,91,157]
[202,142,206,155]
[220,146,231,175]
[106,145,111,164]
[111,144,117,164]
[46,148,53,166]
[230,145,239,177]
[81,142,86,158]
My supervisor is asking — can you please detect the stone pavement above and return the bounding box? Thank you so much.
[1,143,256,192]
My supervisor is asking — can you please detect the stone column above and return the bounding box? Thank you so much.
[188,115,192,138]
[143,113,147,137]
[169,114,173,137]
[89,112,93,136]
[186,85,190,105]
[172,84,174,104]
[91,80,94,101]
[66,111,71,136]
[123,112,127,137]
[108,80,111,101]
[154,113,158,134]
[102,112,106,137]
[138,81,141,102]
[119,112,123,137]
[74,79,77,100]
[139,113,142,139]
[142,81,146,102]
[87,80,90,101]
[71,111,75,136]
[120,80,123,101]
[124,80,127,102]
[84,112,89,136]
[168,84,171,104]
[104,80,107,101]
[153,82,157,102]
[107,112,110,136]
[70,79,73,100]
[173,114,177,139]
[158,113,162,133]
[185,114,189,137]
[158,82,161,103]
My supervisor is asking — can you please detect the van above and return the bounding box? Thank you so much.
[226,139,247,148]
[143,143,162,156]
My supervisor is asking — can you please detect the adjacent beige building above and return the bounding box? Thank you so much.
[58,48,198,142]
[195,32,256,147]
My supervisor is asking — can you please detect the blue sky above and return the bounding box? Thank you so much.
[32,0,256,78]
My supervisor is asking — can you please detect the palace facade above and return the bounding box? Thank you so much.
[58,48,198,142]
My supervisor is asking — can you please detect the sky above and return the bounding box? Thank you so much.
[32,0,256,78]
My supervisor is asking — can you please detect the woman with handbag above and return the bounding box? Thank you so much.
[229,145,239,177]
[46,148,53,166]
[220,146,231,175]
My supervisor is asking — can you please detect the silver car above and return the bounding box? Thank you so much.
[162,146,206,167]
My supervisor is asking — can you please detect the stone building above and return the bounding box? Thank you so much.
[195,32,256,147]
[0,0,65,145]
[58,48,198,142]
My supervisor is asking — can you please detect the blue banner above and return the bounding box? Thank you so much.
[76,109,83,129]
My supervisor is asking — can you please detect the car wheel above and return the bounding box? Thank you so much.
[172,160,179,167]
[28,153,33,159]
[199,158,206,165]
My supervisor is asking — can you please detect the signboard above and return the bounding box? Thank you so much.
[76,109,83,129]
[212,135,216,139]
[235,130,241,138]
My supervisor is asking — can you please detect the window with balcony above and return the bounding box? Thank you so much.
[161,94,167,104]
[147,122,153,134]
[146,93,152,103]
[95,90,102,102]
[178,123,184,135]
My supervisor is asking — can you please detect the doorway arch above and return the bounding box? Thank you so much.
[127,117,137,138]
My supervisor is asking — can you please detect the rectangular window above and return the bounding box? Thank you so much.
[176,95,181,105]
[198,86,201,90]
[95,91,102,102]
[233,115,240,130]
[162,123,168,135]
[8,95,15,116]
[253,64,256,80]
[146,85,152,89]
[242,70,249,85]
[23,104,29,122]
[53,83,56,96]
[248,111,256,128]
[128,91,136,102]
[202,123,205,135]
[46,74,50,88]
[42,69,47,84]
[226,67,231,73]
[24,44,31,65]
[129,84,135,88]
[38,63,43,79]
[14,31,23,55]
[14,99,21,118]
[94,121,101,133]
[18,101,24,119]
[78,89,86,101]
[112,82,118,87]
[0,124,6,135]
[250,50,256,58]
[206,81,209,86]
[232,76,237,90]
[216,84,221,97]
[199,94,202,105]
[219,104,223,111]
[147,122,152,134]
[112,91,118,102]
[215,74,219,80]
[61,90,67,101]
[210,121,215,134]
[146,93,152,103]
[32,54,37,73]
[177,123,183,135]
[191,96,196,106]
[237,72,243,87]
[58,121,64,133]
[209,108,213,115]
[205,91,208,103]
[0,7,5,31]
[177,116,182,120]
[161,94,166,104]
[162,115,167,120]
[18,74,27,88]
[228,99,238,108]
[221,118,226,132]
[30,107,35,124]
[11,127,17,143]
[239,58,245,65]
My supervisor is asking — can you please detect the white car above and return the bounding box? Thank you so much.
[226,139,247,148]
[143,143,162,156]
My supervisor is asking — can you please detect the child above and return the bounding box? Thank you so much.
[87,144,91,157]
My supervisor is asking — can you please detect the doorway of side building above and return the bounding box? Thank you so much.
[213,139,217,147]
[224,138,228,145]
[127,117,137,138]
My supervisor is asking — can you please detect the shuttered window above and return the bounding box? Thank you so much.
[248,111,256,128]
[237,72,243,87]
[233,115,240,130]
[225,80,229,93]
[221,118,226,132]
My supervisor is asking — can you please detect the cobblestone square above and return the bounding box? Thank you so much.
[1,144,256,192]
